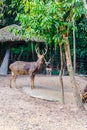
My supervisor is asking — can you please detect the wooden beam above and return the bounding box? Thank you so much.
[0,48,10,76]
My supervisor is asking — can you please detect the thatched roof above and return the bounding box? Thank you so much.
[0,24,45,44]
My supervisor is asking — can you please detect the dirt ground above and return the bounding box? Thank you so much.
[0,74,87,130]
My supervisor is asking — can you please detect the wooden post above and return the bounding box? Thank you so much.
[0,48,10,76]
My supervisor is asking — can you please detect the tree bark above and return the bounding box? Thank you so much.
[72,18,76,73]
[31,43,34,60]
[64,35,85,110]
[59,44,65,104]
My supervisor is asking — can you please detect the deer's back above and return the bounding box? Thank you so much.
[9,61,37,75]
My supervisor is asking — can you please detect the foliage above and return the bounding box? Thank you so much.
[10,43,36,62]
[0,0,24,27]
[76,17,87,74]
[0,0,85,45]
[0,0,4,27]
[69,15,87,74]
[14,0,84,45]
[0,0,87,74]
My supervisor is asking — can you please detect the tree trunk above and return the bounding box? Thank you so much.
[72,18,76,73]
[31,43,34,60]
[59,44,65,104]
[64,35,85,110]
[17,48,24,61]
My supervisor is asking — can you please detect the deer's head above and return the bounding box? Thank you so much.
[35,46,47,63]
[44,58,51,67]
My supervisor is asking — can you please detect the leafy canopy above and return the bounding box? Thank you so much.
[7,0,85,46]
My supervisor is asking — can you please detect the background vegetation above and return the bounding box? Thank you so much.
[0,0,87,75]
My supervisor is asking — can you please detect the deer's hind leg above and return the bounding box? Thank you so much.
[10,72,17,88]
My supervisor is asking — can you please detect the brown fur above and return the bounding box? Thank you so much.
[81,92,87,103]
[45,59,52,75]
[81,85,87,103]
[9,54,44,89]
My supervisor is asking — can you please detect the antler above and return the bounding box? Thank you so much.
[35,44,48,55]
[35,46,40,54]
[42,48,47,55]
[48,58,51,62]
[44,58,47,63]
[42,45,48,55]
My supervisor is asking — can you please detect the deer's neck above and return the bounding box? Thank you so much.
[37,59,44,70]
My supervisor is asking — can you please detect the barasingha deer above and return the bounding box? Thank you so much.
[9,46,47,89]
[45,58,52,75]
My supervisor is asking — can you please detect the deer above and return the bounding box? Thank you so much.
[81,85,87,103]
[9,47,47,89]
[45,58,52,75]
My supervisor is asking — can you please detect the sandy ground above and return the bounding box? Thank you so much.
[0,74,87,130]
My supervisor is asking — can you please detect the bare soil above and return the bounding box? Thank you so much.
[0,74,87,130]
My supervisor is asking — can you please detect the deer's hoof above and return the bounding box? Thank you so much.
[9,84,12,88]
[31,86,35,89]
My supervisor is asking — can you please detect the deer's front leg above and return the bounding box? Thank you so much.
[30,74,35,89]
